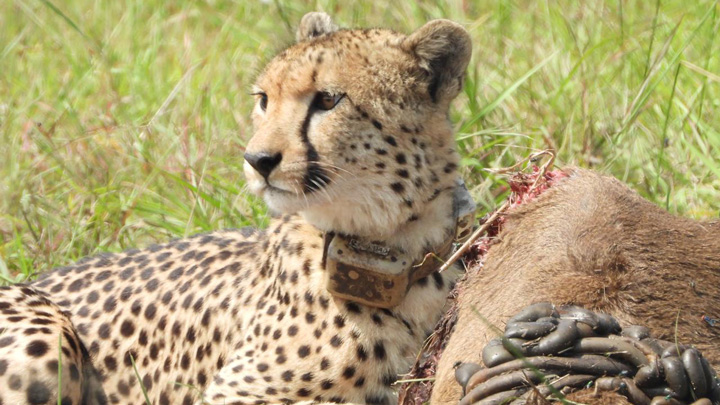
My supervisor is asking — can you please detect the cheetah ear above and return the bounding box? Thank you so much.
[296,12,339,42]
[403,20,472,103]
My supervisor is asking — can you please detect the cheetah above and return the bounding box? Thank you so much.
[0,13,474,404]
[0,285,102,405]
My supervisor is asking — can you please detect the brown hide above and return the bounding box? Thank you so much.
[431,168,720,404]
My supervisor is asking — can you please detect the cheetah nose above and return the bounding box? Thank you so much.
[244,152,282,179]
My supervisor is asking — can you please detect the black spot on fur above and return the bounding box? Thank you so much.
[342,366,356,379]
[0,336,15,348]
[320,357,330,370]
[373,341,386,360]
[330,335,343,347]
[356,345,368,361]
[26,340,49,357]
[366,394,392,405]
[382,373,398,386]
[26,380,51,404]
[345,302,361,313]
[432,272,444,289]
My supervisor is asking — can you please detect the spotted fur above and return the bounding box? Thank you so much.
[0,285,102,405]
[0,13,471,405]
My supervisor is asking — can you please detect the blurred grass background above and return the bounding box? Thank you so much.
[0,0,718,282]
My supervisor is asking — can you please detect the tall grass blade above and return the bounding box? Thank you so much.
[461,51,558,132]
[655,63,682,191]
[617,3,716,139]
[37,0,94,46]
[129,354,152,405]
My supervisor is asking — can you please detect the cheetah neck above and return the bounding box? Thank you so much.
[382,187,459,258]
[303,176,473,261]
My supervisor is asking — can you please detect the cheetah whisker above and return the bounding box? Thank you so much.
[294,179,312,209]
[310,177,335,205]
[311,161,357,178]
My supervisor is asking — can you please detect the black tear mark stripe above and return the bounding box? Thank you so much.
[300,102,331,193]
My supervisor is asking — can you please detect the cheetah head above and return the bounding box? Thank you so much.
[245,13,471,245]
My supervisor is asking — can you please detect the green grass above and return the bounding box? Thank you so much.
[1,0,718,280]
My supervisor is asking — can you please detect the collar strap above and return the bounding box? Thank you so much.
[323,182,475,308]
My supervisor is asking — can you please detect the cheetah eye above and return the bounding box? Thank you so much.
[253,92,268,112]
[313,91,345,111]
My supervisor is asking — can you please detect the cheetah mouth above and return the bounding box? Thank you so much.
[254,181,314,213]
[245,162,342,215]
[261,182,296,197]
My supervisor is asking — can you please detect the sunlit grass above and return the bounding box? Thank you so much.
[0,0,718,279]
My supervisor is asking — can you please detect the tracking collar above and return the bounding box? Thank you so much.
[323,180,476,308]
